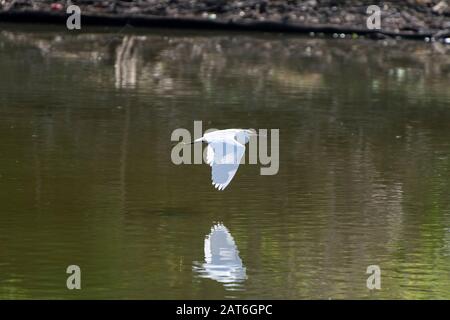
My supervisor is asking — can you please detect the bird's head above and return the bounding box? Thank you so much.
[244,129,258,137]
[235,129,259,144]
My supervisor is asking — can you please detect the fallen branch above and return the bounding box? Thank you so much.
[0,9,441,41]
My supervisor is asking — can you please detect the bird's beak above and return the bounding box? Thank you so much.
[171,141,192,147]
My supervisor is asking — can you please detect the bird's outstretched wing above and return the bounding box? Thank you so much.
[208,139,245,190]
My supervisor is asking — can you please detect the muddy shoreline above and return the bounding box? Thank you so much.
[1,1,449,41]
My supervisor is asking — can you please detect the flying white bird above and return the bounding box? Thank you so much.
[189,129,257,191]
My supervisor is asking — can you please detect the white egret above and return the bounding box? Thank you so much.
[190,129,257,191]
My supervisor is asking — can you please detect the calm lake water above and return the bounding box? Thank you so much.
[0,24,449,299]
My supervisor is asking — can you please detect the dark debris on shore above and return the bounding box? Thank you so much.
[0,1,449,40]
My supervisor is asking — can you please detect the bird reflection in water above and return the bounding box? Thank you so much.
[193,223,247,290]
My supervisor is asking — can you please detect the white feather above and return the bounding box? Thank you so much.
[202,129,248,191]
